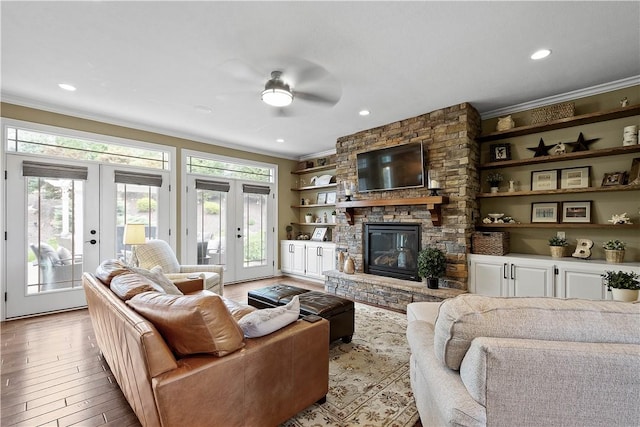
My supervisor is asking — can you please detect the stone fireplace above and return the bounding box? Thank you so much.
[364,223,421,281]
[330,102,481,301]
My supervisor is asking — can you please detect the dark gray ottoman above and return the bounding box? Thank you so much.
[248,285,355,343]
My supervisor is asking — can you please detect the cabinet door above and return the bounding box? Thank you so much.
[290,242,307,276]
[280,241,293,273]
[510,261,554,297]
[319,243,336,274]
[469,257,507,296]
[558,267,609,300]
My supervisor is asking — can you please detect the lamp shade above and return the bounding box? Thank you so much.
[261,88,293,107]
[123,223,146,245]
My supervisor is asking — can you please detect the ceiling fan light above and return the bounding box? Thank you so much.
[261,88,293,107]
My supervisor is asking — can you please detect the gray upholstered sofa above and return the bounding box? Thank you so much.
[406,295,640,427]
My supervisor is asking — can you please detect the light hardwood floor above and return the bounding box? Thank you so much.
[0,276,323,427]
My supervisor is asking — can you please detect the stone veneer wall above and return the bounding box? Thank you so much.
[334,103,481,290]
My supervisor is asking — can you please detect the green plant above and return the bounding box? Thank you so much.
[136,197,157,212]
[486,172,504,186]
[285,225,293,232]
[331,210,336,216]
[204,201,220,215]
[603,239,626,250]
[548,236,568,247]
[601,270,640,290]
[417,247,446,279]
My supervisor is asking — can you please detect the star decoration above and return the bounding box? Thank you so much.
[566,132,600,152]
[527,138,554,157]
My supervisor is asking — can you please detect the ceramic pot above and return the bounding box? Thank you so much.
[343,256,355,274]
[490,186,499,193]
[550,246,565,258]
[605,249,625,263]
[337,251,345,272]
[426,277,439,289]
[304,214,314,224]
[611,288,639,302]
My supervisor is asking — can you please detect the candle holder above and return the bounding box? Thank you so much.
[428,187,440,196]
[427,170,440,196]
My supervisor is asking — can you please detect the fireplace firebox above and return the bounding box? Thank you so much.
[364,223,421,281]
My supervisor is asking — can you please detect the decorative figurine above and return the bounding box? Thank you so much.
[527,138,554,157]
[572,238,594,259]
[496,115,515,131]
[621,97,629,107]
[567,132,599,152]
[608,213,632,225]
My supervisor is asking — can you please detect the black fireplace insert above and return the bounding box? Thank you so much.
[364,223,421,281]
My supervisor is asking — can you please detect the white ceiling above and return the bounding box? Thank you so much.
[1,1,639,159]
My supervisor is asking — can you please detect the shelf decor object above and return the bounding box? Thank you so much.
[531,202,559,223]
[531,170,558,191]
[561,201,592,223]
[489,143,512,162]
[601,171,628,186]
[560,166,590,189]
[530,101,575,124]
[567,132,600,152]
[527,138,554,157]
[471,231,510,255]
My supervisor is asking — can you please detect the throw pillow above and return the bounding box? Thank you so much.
[36,242,61,265]
[95,259,129,285]
[126,292,245,357]
[238,295,300,338]
[128,265,183,295]
[110,272,161,300]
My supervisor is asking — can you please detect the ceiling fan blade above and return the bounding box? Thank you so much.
[295,91,340,106]
[271,107,293,118]
[217,59,264,83]
[293,65,330,88]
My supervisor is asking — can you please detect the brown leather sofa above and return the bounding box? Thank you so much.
[83,272,329,427]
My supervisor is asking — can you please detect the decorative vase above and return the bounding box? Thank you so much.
[331,215,337,223]
[490,186,499,193]
[605,249,625,263]
[611,288,639,302]
[337,251,345,272]
[550,246,565,258]
[343,255,355,274]
[304,214,313,224]
[426,277,439,289]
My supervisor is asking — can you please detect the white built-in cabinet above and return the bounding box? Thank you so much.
[281,240,336,281]
[469,254,640,300]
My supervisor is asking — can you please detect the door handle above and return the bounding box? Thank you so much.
[511,264,515,280]
[503,263,508,279]
[237,234,242,238]
[86,239,97,245]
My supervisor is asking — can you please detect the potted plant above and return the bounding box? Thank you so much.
[548,236,568,258]
[331,210,337,223]
[417,247,446,289]
[285,225,293,240]
[486,172,504,193]
[601,270,640,302]
[603,239,626,263]
[304,213,314,224]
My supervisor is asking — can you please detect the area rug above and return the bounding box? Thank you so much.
[282,303,419,427]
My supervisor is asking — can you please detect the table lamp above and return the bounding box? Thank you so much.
[123,223,146,265]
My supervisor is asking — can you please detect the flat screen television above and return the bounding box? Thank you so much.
[356,143,425,192]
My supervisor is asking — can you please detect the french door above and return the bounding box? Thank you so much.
[5,155,100,318]
[185,176,275,283]
[4,155,171,318]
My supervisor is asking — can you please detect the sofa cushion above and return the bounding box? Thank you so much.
[434,294,640,370]
[110,272,165,300]
[238,295,300,338]
[129,265,183,295]
[95,259,129,285]
[127,291,245,357]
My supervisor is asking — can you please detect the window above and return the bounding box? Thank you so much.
[186,155,273,182]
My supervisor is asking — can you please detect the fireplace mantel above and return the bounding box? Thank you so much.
[335,196,448,226]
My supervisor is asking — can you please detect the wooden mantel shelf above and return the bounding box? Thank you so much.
[335,196,449,226]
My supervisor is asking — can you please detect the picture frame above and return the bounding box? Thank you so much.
[531,169,558,191]
[326,191,337,204]
[560,166,590,189]
[490,143,512,162]
[311,227,328,241]
[629,158,640,185]
[561,201,592,223]
[601,171,628,187]
[316,192,327,205]
[531,202,559,223]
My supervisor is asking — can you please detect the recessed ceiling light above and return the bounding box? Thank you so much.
[359,110,370,116]
[58,83,77,91]
[531,49,551,60]
[276,138,285,143]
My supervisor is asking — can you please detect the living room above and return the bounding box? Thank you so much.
[1,2,640,427]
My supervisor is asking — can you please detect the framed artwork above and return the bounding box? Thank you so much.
[531,202,559,223]
[490,143,512,162]
[316,192,327,205]
[326,191,337,204]
[311,227,328,241]
[561,201,592,223]
[531,169,558,191]
[601,171,627,186]
[560,166,590,189]
[629,158,640,185]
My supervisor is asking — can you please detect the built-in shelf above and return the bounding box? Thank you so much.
[477,223,640,229]
[480,144,640,170]
[335,196,448,226]
[291,222,337,227]
[292,183,337,191]
[291,163,337,175]
[291,203,336,208]
[478,184,640,198]
[477,104,640,143]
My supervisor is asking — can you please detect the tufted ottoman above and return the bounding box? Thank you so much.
[248,285,355,343]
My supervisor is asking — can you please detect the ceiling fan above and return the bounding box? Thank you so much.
[260,69,341,110]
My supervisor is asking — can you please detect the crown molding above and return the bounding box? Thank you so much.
[481,76,640,119]
[299,148,337,161]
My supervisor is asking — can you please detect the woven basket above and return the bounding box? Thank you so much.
[604,249,625,263]
[531,102,575,124]
[472,232,510,255]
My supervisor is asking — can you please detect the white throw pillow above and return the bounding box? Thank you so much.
[238,296,300,338]
[129,265,183,295]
